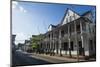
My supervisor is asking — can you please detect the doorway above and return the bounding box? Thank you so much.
[78,41,83,55]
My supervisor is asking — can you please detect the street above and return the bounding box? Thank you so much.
[12,50,78,67]
[12,50,52,66]
[12,50,95,67]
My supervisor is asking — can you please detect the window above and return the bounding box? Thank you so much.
[48,34,50,38]
[70,16,72,22]
[63,42,68,50]
[68,12,69,16]
[53,43,55,49]
[52,33,53,39]
[82,22,86,31]
[66,18,68,23]
[89,40,93,50]
[73,13,76,19]
[70,24,74,33]
[68,17,70,22]
[61,30,64,37]
[79,41,82,49]
[69,24,74,34]
[72,16,74,20]
[70,41,74,51]
[76,24,81,33]
[65,26,68,34]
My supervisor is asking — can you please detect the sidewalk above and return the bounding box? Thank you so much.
[22,51,95,63]
[30,53,86,63]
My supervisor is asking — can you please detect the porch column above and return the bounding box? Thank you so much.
[53,32,55,55]
[80,20,85,56]
[45,40,47,54]
[52,32,54,55]
[85,22,91,56]
[74,20,79,61]
[93,26,96,56]
[56,31,59,54]
[50,32,52,55]
[48,36,50,53]
[59,29,62,56]
[42,42,44,53]
[68,24,72,57]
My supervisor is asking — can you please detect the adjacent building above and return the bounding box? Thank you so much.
[12,35,16,52]
[17,43,24,50]
[23,40,32,52]
[39,9,96,58]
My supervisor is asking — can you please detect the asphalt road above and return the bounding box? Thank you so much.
[12,50,52,67]
[12,50,96,67]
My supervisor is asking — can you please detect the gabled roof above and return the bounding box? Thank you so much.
[47,8,93,32]
[48,24,57,28]
[48,24,57,31]
[81,10,92,16]
[59,8,93,26]
[59,8,81,26]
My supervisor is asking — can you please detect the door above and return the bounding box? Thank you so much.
[78,41,83,55]
[56,42,59,54]
[63,42,68,55]
[64,42,68,50]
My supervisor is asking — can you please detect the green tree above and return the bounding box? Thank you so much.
[30,34,44,49]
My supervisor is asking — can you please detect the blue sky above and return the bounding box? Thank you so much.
[12,1,96,44]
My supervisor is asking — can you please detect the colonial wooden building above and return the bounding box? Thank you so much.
[23,40,32,52]
[39,9,96,58]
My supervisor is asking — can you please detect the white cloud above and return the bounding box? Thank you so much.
[19,6,24,12]
[12,1,18,9]
[15,32,31,44]
[12,4,16,9]
[12,1,27,13]
[23,10,27,13]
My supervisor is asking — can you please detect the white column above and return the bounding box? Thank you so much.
[59,29,62,56]
[50,32,52,54]
[80,21,84,47]
[74,20,79,61]
[80,20,85,56]
[52,32,54,54]
[85,22,90,56]
[68,24,72,57]
[68,24,70,48]
[52,32,54,50]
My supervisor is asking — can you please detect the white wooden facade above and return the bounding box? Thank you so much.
[39,9,96,58]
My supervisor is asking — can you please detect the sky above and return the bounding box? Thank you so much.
[12,1,96,44]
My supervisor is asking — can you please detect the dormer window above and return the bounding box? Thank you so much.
[48,34,50,38]
[61,30,64,37]
[61,9,80,25]
[73,13,76,19]
[68,17,70,22]
[68,12,69,16]
[72,16,74,20]
[70,16,72,22]
[66,18,68,23]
